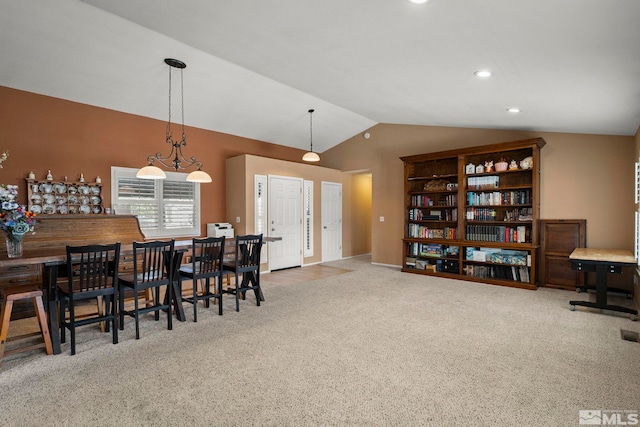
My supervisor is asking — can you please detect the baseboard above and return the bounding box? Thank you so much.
[302,261,323,267]
[372,261,402,269]
[301,253,372,267]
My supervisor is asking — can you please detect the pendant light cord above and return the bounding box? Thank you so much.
[181,68,185,140]
[309,108,314,152]
[166,66,172,137]
[166,66,186,141]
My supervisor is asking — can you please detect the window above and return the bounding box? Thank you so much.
[111,167,201,238]
[303,180,314,257]
[254,174,268,262]
[635,161,640,268]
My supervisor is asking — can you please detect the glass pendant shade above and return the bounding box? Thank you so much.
[186,170,212,183]
[137,165,167,180]
[302,151,320,162]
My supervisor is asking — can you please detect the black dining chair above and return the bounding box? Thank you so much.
[58,243,121,355]
[118,240,174,339]
[223,234,263,312]
[179,236,226,321]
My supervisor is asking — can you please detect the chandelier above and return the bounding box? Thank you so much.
[302,109,320,162]
[137,58,212,183]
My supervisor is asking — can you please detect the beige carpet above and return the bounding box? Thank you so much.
[1,255,638,426]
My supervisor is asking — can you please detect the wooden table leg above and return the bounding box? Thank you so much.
[43,262,61,355]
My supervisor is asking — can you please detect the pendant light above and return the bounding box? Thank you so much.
[137,58,212,183]
[302,109,320,162]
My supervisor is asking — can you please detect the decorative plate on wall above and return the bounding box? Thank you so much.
[40,183,53,193]
[43,204,55,214]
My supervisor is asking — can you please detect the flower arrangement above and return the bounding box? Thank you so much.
[0,184,36,250]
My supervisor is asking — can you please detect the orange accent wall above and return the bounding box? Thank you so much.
[0,86,309,235]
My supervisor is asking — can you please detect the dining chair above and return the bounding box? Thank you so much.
[179,236,226,321]
[223,234,263,312]
[58,243,121,355]
[118,240,174,339]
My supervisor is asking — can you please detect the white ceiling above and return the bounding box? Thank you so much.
[1,0,639,154]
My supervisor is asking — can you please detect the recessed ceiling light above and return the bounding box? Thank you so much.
[474,70,492,78]
[406,0,429,4]
[507,107,521,113]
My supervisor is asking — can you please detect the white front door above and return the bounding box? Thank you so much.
[268,176,303,270]
[322,182,342,262]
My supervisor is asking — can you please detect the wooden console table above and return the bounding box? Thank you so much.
[569,248,637,321]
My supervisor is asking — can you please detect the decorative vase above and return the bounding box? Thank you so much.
[5,233,24,258]
[495,161,508,172]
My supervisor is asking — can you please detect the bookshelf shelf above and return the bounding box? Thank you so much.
[408,173,458,181]
[401,138,545,289]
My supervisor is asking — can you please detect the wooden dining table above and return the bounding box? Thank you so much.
[0,215,279,354]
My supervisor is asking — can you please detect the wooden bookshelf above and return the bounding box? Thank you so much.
[401,138,545,290]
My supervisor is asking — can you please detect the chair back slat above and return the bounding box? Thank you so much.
[66,243,121,293]
[192,237,225,275]
[132,240,174,285]
[234,234,263,271]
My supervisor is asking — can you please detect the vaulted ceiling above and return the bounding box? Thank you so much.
[1,0,639,153]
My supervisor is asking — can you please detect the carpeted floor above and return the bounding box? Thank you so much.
[0,255,638,426]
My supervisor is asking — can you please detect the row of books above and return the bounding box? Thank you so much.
[411,194,457,207]
[466,190,532,206]
[407,243,459,257]
[407,224,458,239]
[467,175,499,190]
[409,208,457,221]
[465,207,533,222]
[405,257,460,273]
[462,264,530,283]
[465,225,529,243]
[504,208,533,222]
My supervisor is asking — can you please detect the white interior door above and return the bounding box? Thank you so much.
[268,176,302,270]
[322,181,342,262]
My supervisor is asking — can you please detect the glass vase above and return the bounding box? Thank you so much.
[5,234,23,258]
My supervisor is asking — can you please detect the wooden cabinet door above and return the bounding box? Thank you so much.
[539,219,586,290]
